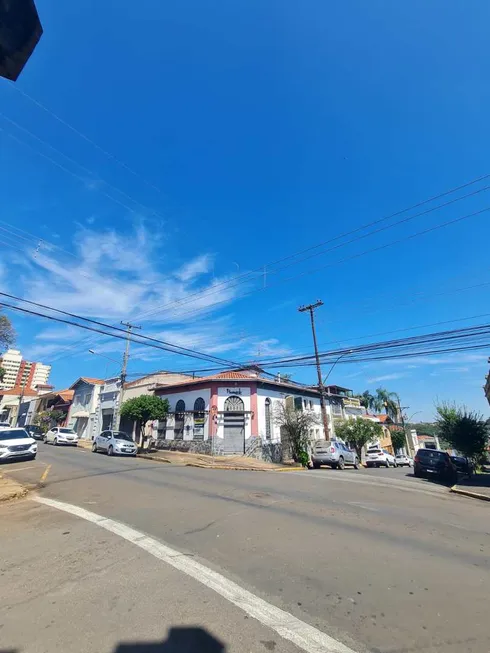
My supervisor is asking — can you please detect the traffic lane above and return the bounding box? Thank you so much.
[0,500,304,653]
[31,456,490,653]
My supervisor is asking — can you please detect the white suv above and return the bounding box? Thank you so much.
[0,427,37,461]
[366,447,397,468]
[44,427,79,446]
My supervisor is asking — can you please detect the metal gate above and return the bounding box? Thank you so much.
[223,396,245,454]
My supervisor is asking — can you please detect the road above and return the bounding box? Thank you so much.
[1,444,489,653]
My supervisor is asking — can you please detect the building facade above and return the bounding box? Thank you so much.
[67,378,104,439]
[0,348,51,390]
[152,369,327,461]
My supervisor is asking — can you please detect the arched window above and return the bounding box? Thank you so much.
[224,395,244,412]
[193,397,205,440]
[265,398,272,440]
[174,399,185,440]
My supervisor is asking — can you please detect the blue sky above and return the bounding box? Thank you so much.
[1,0,490,420]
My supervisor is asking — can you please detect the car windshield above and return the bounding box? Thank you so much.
[27,425,42,433]
[113,432,132,441]
[59,428,76,434]
[0,429,29,441]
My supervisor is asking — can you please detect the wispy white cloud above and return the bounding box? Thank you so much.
[175,254,213,283]
[366,372,405,383]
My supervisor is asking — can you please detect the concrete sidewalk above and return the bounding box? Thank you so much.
[77,438,299,471]
[451,472,490,502]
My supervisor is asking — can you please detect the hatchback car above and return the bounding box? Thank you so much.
[0,428,37,462]
[414,448,457,484]
[24,424,44,441]
[44,426,79,446]
[366,447,397,468]
[92,430,137,456]
[310,440,359,469]
[395,453,413,467]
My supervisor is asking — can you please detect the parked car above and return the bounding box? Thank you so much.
[92,430,137,457]
[44,426,78,446]
[0,427,37,462]
[0,422,11,429]
[310,440,359,470]
[414,448,457,484]
[395,453,413,467]
[450,455,473,476]
[366,447,397,468]
[24,424,44,441]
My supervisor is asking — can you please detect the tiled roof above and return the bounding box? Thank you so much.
[208,371,257,379]
[376,414,389,423]
[58,389,74,401]
[0,387,38,396]
[80,377,105,385]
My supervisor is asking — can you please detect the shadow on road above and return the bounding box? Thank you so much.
[114,627,226,653]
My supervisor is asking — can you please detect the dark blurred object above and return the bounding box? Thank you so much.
[0,0,43,81]
[115,627,226,653]
[450,455,474,476]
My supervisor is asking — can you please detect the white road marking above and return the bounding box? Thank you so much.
[34,496,357,653]
[305,472,449,498]
[348,502,380,512]
[1,466,37,473]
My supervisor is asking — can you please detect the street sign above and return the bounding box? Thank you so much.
[0,0,43,81]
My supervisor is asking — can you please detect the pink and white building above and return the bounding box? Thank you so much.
[153,368,326,461]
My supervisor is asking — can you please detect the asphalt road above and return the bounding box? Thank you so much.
[1,444,489,653]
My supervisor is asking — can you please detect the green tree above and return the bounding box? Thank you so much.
[33,409,66,434]
[375,387,400,421]
[335,418,383,459]
[120,395,169,448]
[435,402,490,462]
[0,366,5,382]
[0,313,15,351]
[273,402,319,466]
[390,429,407,453]
[356,390,375,412]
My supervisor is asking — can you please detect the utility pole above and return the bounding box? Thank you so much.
[113,321,141,430]
[397,396,412,456]
[16,375,28,426]
[298,300,330,439]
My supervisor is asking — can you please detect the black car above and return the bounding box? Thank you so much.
[450,455,473,476]
[24,424,44,441]
[413,448,458,484]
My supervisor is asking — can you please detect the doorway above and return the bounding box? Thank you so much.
[223,395,245,454]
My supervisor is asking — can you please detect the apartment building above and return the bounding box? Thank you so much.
[0,349,51,390]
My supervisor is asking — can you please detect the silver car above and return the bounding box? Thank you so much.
[311,440,359,470]
[92,430,137,456]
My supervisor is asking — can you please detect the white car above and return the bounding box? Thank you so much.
[395,453,413,467]
[0,427,37,461]
[44,426,79,446]
[92,430,137,456]
[366,447,397,468]
[0,422,12,429]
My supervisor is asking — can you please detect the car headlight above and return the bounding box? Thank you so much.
[0,444,7,450]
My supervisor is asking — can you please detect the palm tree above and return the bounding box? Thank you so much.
[357,390,375,413]
[375,387,400,421]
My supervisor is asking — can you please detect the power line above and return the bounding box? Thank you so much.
[129,177,490,322]
[0,292,243,368]
[9,83,164,195]
[0,112,168,223]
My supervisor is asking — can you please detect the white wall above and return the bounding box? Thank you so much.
[256,387,325,442]
[156,388,211,440]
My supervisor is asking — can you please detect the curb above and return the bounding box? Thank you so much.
[450,486,490,502]
[0,477,28,503]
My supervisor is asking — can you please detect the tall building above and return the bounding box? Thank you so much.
[0,349,51,390]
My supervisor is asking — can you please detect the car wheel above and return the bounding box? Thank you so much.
[53,437,58,446]
[385,460,389,468]
[312,462,321,469]
[353,458,360,469]
[393,460,398,468]
[43,436,48,444]
[330,463,338,469]
[337,456,345,470]
[92,442,98,453]
[108,445,114,457]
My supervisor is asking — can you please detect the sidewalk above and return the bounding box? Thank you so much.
[77,439,299,471]
[451,472,490,502]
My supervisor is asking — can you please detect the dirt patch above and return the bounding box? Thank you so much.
[0,474,28,502]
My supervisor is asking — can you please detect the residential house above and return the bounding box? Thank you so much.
[363,414,395,454]
[67,378,104,439]
[324,385,364,436]
[95,372,195,435]
[0,386,39,425]
[27,388,75,427]
[152,368,326,462]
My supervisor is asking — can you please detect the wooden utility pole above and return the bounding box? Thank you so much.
[114,321,141,430]
[298,300,330,439]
